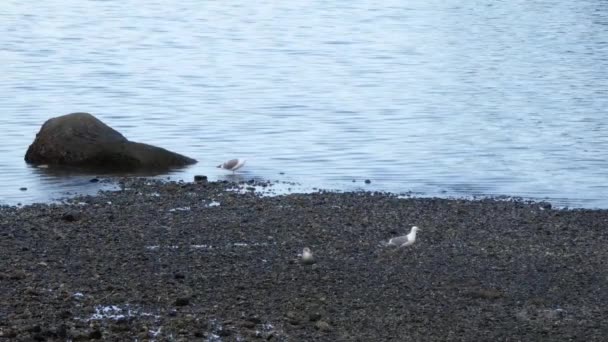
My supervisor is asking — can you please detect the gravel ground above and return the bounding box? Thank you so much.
[1,178,607,341]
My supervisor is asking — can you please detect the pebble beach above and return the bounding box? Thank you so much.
[1,178,607,341]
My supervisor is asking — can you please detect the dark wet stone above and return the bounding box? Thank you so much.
[217,328,233,337]
[174,273,185,280]
[241,320,256,329]
[57,310,72,320]
[309,312,322,322]
[20,187,27,191]
[89,178,99,183]
[175,297,190,306]
[364,179,371,184]
[61,212,79,222]
[88,329,102,339]
[194,175,208,183]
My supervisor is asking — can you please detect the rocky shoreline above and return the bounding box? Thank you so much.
[1,178,607,341]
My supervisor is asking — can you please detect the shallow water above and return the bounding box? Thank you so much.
[1,1,607,207]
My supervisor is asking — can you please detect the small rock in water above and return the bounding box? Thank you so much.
[19,187,27,191]
[364,179,371,184]
[89,178,99,183]
[194,175,208,183]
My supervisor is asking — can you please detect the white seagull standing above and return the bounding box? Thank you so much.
[301,247,315,264]
[217,158,246,173]
[386,226,421,248]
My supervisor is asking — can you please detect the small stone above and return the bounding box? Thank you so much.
[286,311,300,325]
[19,187,27,191]
[88,330,102,339]
[27,325,42,333]
[241,320,256,329]
[364,179,371,184]
[58,310,72,319]
[89,178,99,183]
[309,312,322,322]
[174,273,185,280]
[175,297,190,306]
[314,321,332,332]
[194,175,208,183]
[217,328,233,337]
[9,270,27,280]
[0,329,17,338]
[61,212,79,222]
[247,317,262,324]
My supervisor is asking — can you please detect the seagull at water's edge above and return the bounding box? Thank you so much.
[385,226,421,247]
[217,158,246,172]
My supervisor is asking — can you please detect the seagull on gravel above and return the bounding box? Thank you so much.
[386,226,421,248]
[301,247,315,264]
[217,158,246,173]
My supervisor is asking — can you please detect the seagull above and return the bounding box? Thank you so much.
[301,247,315,264]
[386,226,421,248]
[217,158,246,173]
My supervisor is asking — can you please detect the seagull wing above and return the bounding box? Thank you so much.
[222,159,240,170]
[388,235,409,247]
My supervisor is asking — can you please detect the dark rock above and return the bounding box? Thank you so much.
[364,179,371,184]
[217,328,233,337]
[175,297,190,306]
[241,320,256,329]
[58,310,72,319]
[194,175,208,183]
[7,270,27,280]
[32,333,46,341]
[174,273,186,279]
[27,325,42,333]
[309,312,322,322]
[0,329,17,338]
[20,187,27,191]
[88,330,102,339]
[25,112,196,170]
[247,316,262,324]
[89,178,99,183]
[61,212,79,222]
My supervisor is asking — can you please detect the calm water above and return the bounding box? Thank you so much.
[1,1,607,208]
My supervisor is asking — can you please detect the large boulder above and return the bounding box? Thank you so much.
[25,113,197,170]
